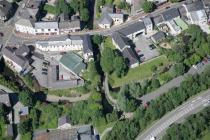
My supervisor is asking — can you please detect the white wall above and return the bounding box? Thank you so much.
[3,55,23,73]
[15,24,36,34]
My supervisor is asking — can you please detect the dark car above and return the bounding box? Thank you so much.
[0,32,3,37]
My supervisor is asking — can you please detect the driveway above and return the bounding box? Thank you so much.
[134,36,160,61]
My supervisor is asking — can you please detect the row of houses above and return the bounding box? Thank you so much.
[110,0,209,68]
[15,18,81,35]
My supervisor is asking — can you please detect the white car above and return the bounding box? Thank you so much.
[150,137,156,140]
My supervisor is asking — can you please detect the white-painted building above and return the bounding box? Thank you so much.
[15,18,35,34]
[35,21,59,35]
[143,17,153,34]
[183,1,208,25]
[2,46,30,73]
[35,35,93,61]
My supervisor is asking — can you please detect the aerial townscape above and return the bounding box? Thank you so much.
[1,0,210,140]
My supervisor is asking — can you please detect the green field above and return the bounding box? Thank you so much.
[109,55,169,87]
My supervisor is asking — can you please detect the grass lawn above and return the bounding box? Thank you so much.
[202,131,210,140]
[109,55,169,87]
[104,37,116,50]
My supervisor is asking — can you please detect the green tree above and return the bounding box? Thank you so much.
[100,47,115,73]
[19,119,32,135]
[170,63,186,77]
[142,1,155,13]
[114,55,128,77]
[80,8,90,22]
[151,79,160,89]
[19,90,33,106]
[92,35,103,45]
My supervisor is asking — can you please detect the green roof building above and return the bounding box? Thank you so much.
[59,52,86,78]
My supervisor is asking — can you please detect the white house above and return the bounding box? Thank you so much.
[15,18,35,34]
[183,1,208,25]
[35,21,59,35]
[143,17,153,34]
[35,35,93,61]
[2,46,30,73]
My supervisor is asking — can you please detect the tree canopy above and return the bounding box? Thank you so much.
[142,1,155,13]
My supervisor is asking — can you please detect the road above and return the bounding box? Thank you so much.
[136,88,210,140]
[4,1,186,46]
[140,61,210,104]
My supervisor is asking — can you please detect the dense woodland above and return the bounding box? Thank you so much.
[162,106,210,140]
[107,66,210,140]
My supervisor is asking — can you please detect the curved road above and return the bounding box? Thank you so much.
[136,88,210,140]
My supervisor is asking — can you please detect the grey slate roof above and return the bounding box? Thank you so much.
[0,90,11,107]
[153,15,164,25]
[122,47,139,66]
[2,47,29,68]
[185,0,204,12]
[82,35,93,54]
[35,21,58,29]
[59,20,81,29]
[143,17,153,26]
[58,115,71,127]
[99,13,113,25]
[33,125,97,140]
[16,18,35,27]
[118,21,145,36]
[112,32,130,50]
[0,0,12,17]
[151,31,166,43]
[161,8,180,21]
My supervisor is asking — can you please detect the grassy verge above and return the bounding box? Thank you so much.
[109,55,170,87]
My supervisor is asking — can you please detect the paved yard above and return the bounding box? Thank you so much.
[134,36,160,61]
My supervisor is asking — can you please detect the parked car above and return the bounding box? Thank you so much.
[0,32,3,37]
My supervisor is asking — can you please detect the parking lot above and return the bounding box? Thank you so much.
[134,36,160,61]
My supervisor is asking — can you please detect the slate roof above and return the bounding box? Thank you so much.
[151,31,166,43]
[118,21,145,36]
[2,47,29,68]
[122,47,139,66]
[58,115,71,127]
[143,17,153,26]
[108,13,124,19]
[82,35,93,54]
[33,125,97,140]
[16,18,35,28]
[0,90,11,107]
[185,0,204,12]
[20,106,29,116]
[161,8,180,21]
[153,15,164,25]
[99,13,113,25]
[35,21,58,29]
[59,52,86,76]
[0,0,12,17]
[59,20,81,29]
[112,32,130,50]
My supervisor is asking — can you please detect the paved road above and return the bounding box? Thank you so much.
[4,1,185,46]
[136,88,210,140]
[140,62,210,103]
